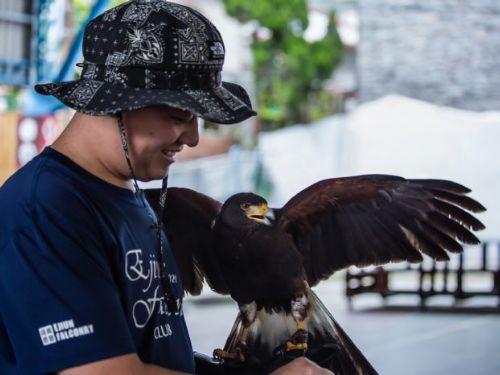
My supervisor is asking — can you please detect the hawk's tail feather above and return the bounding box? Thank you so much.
[309,290,379,375]
[220,289,378,375]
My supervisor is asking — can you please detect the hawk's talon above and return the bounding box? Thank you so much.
[213,347,246,362]
[285,341,309,351]
[285,328,309,353]
[290,328,308,343]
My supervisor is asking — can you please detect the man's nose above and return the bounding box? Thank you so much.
[179,117,199,147]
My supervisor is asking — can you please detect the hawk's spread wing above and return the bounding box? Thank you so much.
[145,187,229,295]
[275,175,486,286]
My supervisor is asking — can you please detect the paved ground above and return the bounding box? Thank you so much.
[183,274,500,375]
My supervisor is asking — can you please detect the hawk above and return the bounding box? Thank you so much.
[146,174,485,374]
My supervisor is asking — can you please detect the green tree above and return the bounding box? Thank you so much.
[222,0,343,129]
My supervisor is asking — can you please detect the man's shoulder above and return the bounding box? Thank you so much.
[0,151,92,231]
[0,151,108,254]
[1,151,73,205]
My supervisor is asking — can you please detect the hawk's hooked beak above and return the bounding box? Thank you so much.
[247,203,274,226]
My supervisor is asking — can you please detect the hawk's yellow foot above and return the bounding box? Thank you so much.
[285,341,308,351]
[285,327,309,353]
[213,347,246,362]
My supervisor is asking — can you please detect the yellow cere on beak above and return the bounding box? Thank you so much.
[246,203,273,225]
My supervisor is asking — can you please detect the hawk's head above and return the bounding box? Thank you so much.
[219,193,275,229]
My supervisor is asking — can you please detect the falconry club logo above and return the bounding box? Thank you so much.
[38,319,94,346]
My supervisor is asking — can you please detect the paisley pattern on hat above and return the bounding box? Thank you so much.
[105,51,128,66]
[126,23,166,64]
[160,3,223,67]
[185,90,228,120]
[82,63,99,80]
[144,69,154,89]
[181,43,200,63]
[161,2,223,43]
[159,2,207,35]
[38,83,62,96]
[104,66,128,86]
[143,68,176,89]
[213,86,246,111]
[64,81,103,109]
[102,5,122,22]
[121,2,155,25]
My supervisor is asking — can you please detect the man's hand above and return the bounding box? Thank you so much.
[269,357,334,375]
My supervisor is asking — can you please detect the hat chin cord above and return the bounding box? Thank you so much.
[117,113,141,193]
[116,113,178,314]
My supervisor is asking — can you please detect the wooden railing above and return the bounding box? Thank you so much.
[345,240,500,309]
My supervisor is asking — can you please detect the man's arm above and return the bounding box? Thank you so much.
[58,354,334,375]
[58,353,191,375]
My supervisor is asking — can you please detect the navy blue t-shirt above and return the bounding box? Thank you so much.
[0,147,195,374]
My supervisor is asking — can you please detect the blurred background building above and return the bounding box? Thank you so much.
[357,0,500,110]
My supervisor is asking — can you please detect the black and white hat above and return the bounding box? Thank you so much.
[35,0,257,124]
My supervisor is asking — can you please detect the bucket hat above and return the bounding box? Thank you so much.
[35,0,257,124]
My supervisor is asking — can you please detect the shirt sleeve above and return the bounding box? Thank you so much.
[0,177,136,373]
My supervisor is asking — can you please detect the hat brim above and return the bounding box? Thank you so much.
[34,79,257,125]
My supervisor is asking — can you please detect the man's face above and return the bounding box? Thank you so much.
[123,105,199,181]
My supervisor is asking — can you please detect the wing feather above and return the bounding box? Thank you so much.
[275,175,485,286]
[145,187,229,295]
[427,189,486,212]
[432,199,485,231]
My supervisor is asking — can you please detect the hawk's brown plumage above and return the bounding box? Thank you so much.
[145,174,485,374]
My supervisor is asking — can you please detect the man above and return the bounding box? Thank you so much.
[0,1,333,374]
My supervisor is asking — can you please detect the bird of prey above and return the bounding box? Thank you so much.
[145,174,485,374]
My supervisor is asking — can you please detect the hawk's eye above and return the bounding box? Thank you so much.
[240,203,251,211]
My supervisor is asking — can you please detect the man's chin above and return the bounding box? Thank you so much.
[138,168,170,183]
[153,166,170,181]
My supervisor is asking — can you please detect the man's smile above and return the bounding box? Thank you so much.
[161,147,183,163]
